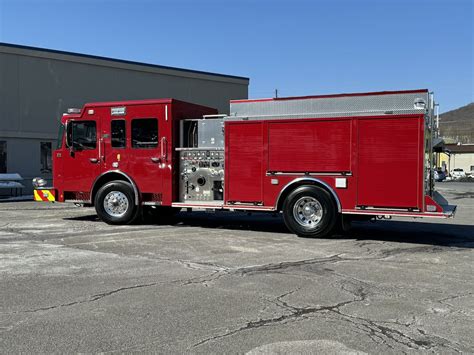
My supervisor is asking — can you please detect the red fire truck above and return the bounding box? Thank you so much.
[33,89,456,238]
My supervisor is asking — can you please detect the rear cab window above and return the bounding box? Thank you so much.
[111,120,126,148]
[132,118,158,149]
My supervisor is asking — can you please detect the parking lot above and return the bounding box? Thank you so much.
[0,182,473,353]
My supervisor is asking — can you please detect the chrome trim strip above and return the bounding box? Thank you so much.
[203,114,227,118]
[172,202,224,208]
[171,202,275,211]
[225,205,274,211]
[175,147,224,151]
[342,210,454,219]
[143,201,162,206]
[65,199,91,204]
[91,170,140,205]
[275,177,342,213]
[356,206,419,212]
[267,172,352,177]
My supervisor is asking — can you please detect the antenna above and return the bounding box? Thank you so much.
[274,89,278,98]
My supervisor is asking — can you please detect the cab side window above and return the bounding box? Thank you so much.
[67,121,97,150]
[132,118,158,149]
[111,120,126,148]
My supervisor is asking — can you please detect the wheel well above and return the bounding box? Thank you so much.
[91,172,139,206]
[276,179,341,212]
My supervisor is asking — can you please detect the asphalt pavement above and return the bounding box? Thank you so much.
[0,182,473,353]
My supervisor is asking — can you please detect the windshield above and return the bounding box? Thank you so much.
[57,123,65,149]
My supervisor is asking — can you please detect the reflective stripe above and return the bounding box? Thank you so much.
[45,190,55,202]
[34,189,55,202]
[34,190,42,201]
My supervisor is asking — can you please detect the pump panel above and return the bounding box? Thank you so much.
[178,149,224,202]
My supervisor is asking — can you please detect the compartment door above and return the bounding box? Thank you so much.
[357,117,421,209]
[226,122,264,204]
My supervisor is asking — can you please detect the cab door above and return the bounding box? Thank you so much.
[125,107,166,202]
[128,117,163,193]
[62,119,101,199]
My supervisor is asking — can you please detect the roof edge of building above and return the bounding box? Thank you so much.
[0,42,249,84]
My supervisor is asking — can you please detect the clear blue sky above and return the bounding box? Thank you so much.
[0,0,472,112]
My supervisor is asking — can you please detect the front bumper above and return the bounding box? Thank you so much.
[33,188,56,202]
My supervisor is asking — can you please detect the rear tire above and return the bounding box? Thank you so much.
[95,181,138,225]
[282,185,337,238]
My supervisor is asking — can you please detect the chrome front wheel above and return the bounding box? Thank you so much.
[95,181,138,225]
[103,191,129,218]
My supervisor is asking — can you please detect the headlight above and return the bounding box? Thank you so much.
[32,177,47,188]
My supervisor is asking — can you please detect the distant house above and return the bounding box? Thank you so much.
[436,144,474,175]
[436,102,474,175]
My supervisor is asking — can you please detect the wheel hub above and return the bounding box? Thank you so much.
[293,196,323,229]
[303,205,316,217]
[103,191,129,218]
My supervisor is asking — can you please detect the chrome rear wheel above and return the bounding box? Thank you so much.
[283,185,337,238]
[292,196,323,229]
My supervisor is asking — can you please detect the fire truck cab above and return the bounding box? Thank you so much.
[34,90,456,238]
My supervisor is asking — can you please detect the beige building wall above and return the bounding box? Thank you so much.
[0,43,249,194]
[451,154,474,173]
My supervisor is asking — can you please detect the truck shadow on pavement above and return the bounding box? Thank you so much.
[176,212,474,248]
[65,211,474,248]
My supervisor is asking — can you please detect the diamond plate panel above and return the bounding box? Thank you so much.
[228,91,429,121]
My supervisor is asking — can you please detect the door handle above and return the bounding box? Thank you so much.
[151,157,161,163]
[89,158,99,163]
[161,137,167,161]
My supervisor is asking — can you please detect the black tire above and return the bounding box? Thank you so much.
[282,185,337,238]
[95,180,138,225]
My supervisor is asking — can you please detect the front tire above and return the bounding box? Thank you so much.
[282,185,337,238]
[95,181,138,225]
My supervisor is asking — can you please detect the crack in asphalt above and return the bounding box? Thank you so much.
[5,258,229,315]
[179,246,457,288]
[437,292,473,304]
[192,295,359,348]
[192,280,464,352]
[192,280,369,348]
[181,254,344,286]
[19,282,161,314]
[237,254,344,276]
